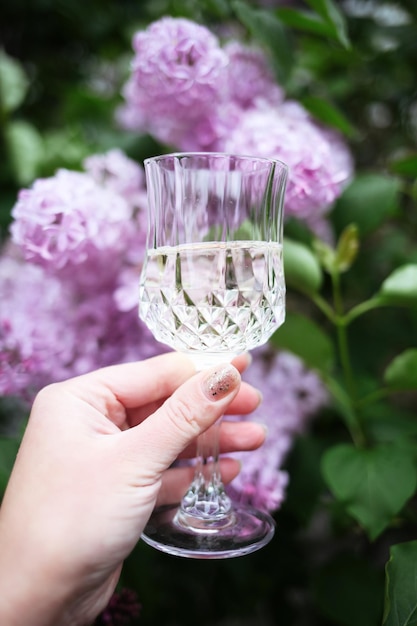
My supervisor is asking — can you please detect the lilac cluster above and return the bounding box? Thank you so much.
[118,16,353,234]
[223,102,354,237]
[0,249,76,400]
[118,17,229,149]
[227,348,328,512]
[0,149,160,401]
[10,150,144,289]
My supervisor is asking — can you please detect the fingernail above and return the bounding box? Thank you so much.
[202,364,240,401]
[260,423,269,438]
[241,352,253,367]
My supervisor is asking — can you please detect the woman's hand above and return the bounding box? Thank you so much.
[0,352,264,626]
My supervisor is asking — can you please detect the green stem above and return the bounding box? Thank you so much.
[322,374,366,447]
[343,297,387,325]
[310,291,338,323]
[356,386,398,409]
[331,270,357,403]
[328,270,368,447]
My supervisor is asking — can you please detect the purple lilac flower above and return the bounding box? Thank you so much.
[227,348,328,512]
[117,17,228,147]
[9,149,149,296]
[175,43,284,152]
[222,101,354,229]
[10,169,133,272]
[223,41,284,110]
[0,245,162,402]
[83,148,147,211]
[0,248,78,399]
[118,17,354,227]
[2,150,162,402]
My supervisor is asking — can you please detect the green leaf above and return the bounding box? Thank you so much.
[276,7,336,38]
[379,265,417,305]
[4,120,44,185]
[315,553,384,626]
[334,223,359,272]
[383,540,417,626]
[304,0,350,47]
[384,349,417,391]
[301,95,357,137]
[0,437,19,496]
[389,154,417,178]
[271,310,334,372]
[364,403,417,445]
[284,237,323,294]
[232,1,294,85]
[0,50,29,114]
[199,0,231,19]
[313,238,336,274]
[322,443,417,540]
[332,174,401,237]
[313,225,359,274]
[42,127,89,171]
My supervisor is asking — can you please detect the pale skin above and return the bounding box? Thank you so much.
[0,352,265,626]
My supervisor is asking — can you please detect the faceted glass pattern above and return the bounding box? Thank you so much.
[140,241,285,358]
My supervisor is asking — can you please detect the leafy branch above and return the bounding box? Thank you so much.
[275,187,417,545]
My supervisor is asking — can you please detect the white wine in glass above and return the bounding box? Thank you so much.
[139,152,288,558]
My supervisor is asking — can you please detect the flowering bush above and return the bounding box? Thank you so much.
[1,1,417,625]
[118,16,354,234]
[1,149,159,402]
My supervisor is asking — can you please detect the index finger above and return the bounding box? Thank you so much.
[88,352,253,409]
[64,352,253,422]
[57,353,195,425]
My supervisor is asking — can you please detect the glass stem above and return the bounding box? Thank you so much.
[180,419,233,520]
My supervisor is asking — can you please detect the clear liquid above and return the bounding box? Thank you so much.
[139,241,285,358]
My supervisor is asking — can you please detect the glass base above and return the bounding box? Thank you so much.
[141,503,275,559]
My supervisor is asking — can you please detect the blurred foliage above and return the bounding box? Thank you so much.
[1,0,417,625]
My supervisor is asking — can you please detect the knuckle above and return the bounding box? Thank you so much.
[163,396,201,439]
[32,382,63,408]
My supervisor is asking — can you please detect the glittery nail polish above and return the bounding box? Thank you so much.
[202,364,240,401]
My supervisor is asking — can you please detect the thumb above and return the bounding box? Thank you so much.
[124,363,241,472]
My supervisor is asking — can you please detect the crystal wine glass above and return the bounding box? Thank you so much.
[139,152,288,558]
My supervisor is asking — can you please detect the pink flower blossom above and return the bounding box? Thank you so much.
[83,148,147,210]
[1,149,161,402]
[118,17,354,225]
[0,250,78,399]
[9,149,149,296]
[118,17,228,146]
[10,169,133,271]
[0,246,161,402]
[222,101,354,225]
[223,41,284,109]
[227,348,328,512]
